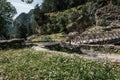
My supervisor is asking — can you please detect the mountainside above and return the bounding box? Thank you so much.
[13,0,120,39]
[34,1,107,34]
[13,9,38,38]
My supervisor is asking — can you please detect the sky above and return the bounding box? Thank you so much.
[7,0,42,19]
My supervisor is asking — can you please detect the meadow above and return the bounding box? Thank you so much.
[0,48,120,80]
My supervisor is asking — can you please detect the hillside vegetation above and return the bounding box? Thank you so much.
[34,1,101,34]
[34,0,120,35]
[12,0,120,39]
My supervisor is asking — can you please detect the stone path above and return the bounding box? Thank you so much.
[82,49,120,61]
[32,44,120,64]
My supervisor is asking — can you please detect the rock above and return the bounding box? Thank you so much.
[110,20,120,27]
[103,20,120,31]
[95,4,120,26]
[67,31,79,43]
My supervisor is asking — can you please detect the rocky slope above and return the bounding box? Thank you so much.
[13,1,120,39]
[34,1,105,34]
[64,4,120,53]
[95,4,120,26]
[13,10,38,37]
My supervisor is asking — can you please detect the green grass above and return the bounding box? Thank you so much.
[28,33,66,42]
[0,48,120,80]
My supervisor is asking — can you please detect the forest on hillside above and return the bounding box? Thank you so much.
[0,0,120,39]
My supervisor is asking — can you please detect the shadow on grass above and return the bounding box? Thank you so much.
[45,44,82,54]
[0,44,32,50]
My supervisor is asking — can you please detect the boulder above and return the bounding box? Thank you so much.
[67,31,79,43]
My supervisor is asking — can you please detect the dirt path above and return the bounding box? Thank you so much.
[81,49,120,61]
[32,44,120,64]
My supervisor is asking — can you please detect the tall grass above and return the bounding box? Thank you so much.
[0,48,120,80]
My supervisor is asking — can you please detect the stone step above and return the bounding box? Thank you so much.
[73,31,120,44]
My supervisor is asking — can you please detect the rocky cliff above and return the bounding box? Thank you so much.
[13,9,38,38]
[68,4,120,45]
[95,4,120,26]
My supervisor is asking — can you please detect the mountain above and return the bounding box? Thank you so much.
[13,9,38,38]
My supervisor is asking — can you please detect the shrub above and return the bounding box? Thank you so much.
[40,36,52,41]
[68,11,80,22]
[97,19,110,26]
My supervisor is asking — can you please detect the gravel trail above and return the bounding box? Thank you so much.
[32,44,120,64]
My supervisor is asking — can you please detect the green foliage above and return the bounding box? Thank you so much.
[40,0,87,13]
[97,19,110,26]
[92,0,120,6]
[40,35,52,41]
[17,24,28,39]
[0,0,16,20]
[40,0,120,13]
[46,15,68,33]
[0,0,16,39]
[30,33,66,42]
[33,0,120,35]
[35,2,95,34]
[68,11,80,22]
[0,49,120,79]
[0,17,7,38]
[117,0,120,5]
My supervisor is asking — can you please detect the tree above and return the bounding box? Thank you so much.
[0,0,16,38]
[0,0,16,20]
[0,17,7,38]
[21,0,33,3]
[17,24,28,40]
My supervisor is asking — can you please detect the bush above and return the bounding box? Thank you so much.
[40,0,87,13]
[45,15,68,34]
[35,0,116,34]
[40,36,52,41]
[97,19,110,26]
[68,11,80,22]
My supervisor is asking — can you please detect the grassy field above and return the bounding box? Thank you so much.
[28,33,66,42]
[0,48,120,80]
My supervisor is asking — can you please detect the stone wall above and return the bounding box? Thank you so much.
[95,4,120,26]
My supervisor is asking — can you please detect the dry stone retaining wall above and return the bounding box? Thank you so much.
[73,31,120,44]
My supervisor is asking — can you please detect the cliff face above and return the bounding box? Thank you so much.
[13,10,38,38]
[95,4,120,26]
